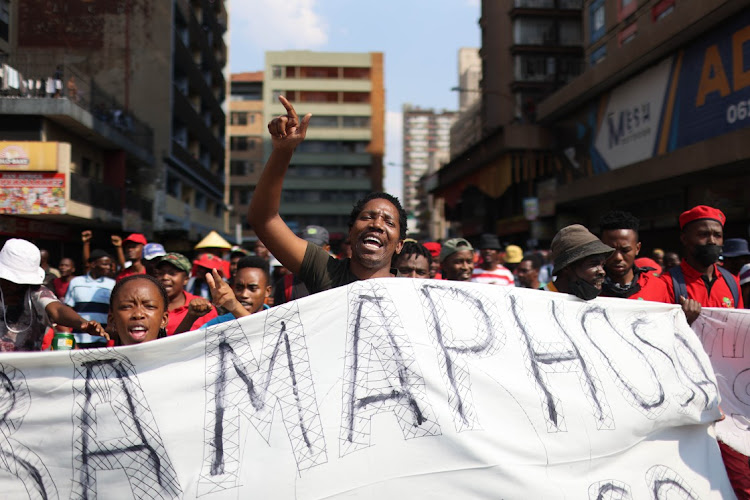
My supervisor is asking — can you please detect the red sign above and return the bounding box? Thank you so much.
[0,172,66,214]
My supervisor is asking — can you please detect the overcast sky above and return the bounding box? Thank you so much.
[228,0,481,199]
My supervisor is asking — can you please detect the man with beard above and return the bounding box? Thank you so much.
[248,96,405,294]
[545,224,614,300]
[661,206,743,322]
[440,238,474,282]
[116,233,148,281]
[598,211,669,301]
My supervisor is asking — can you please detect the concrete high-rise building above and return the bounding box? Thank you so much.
[402,105,457,239]
[262,51,384,238]
[456,48,482,112]
[434,0,584,243]
[537,0,750,249]
[6,0,229,249]
[228,71,264,244]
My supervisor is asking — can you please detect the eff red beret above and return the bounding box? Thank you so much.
[679,205,726,229]
[423,242,441,259]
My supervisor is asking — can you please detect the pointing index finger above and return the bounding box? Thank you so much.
[278,95,298,121]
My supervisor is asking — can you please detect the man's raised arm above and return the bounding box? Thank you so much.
[247,96,312,275]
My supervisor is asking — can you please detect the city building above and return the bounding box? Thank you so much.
[4,0,229,252]
[434,0,584,245]
[402,105,457,239]
[228,71,264,244]
[537,0,750,250]
[451,48,483,160]
[262,51,384,239]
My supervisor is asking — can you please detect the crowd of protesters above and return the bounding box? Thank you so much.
[1,95,750,496]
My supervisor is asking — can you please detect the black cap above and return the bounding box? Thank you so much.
[478,233,501,250]
[88,249,111,262]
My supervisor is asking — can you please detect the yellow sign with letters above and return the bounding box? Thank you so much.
[0,141,60,171]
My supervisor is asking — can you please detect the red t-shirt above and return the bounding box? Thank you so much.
[52,277,71,300]
[628,268,672,302]
[661,260,744,308]
[166,290,218,335]
[116,265,147,281]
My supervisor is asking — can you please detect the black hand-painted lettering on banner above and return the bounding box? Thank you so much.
[587,479,632,500]
[513,297,613,432]
[0,363,58,500]
[671,328,717,412]
[580,307,666,419]
[70,351,181,500]
[199,302,326,496]
[341,282,440,457]
[645,465,698,499]
[418,282,504,432]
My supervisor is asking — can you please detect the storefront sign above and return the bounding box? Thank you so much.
[0,142,61,171]
[0,172,66,214]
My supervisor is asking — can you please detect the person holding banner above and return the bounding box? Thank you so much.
[545,224,614,300]
[107,274,169,345]
[248,95,405,294]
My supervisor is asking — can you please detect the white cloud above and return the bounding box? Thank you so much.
[230,0,328,55]
[384,111,403,200]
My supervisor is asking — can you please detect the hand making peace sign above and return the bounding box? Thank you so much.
[267,95,312,151]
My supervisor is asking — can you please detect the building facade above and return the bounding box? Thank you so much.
[537,0,750,251]
[5,0,229,251]
[261,51,385,238]
[228,71,264,244]
[435,0,584,245]
[402,105,457,239]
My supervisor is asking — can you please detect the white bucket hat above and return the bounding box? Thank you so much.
[0,239,46,285]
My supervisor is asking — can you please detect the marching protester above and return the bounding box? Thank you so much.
[502,244,523,273]
[64,249,115,331]
[544,224,613,299]
[40,248,59,287]
[598,211,669,301]
[0,239,106,351]
[392,240,432,279]
[721,238,750,276]
[142,242,167,277]
[201,256,272,328]
[52,257,76,299]
[248,96,405,294]
[423,242,442,279]
[471,234,515,285]
[515,253,544,290]
[660,206,743,323]
[107,274,169,346]
[187,252,226,299]
[117,233,148,280]
[440,238,474,282]
[155,253,217,335]
[229,245,250,279]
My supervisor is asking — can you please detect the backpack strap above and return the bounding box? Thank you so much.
[716,265,740,308]
[284,273,295,302]
[670,266,688,304]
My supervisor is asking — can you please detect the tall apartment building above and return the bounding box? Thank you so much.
[228,71,264,243]
[451,48,483,160]
[6,0,229,250]
[262,51,384,238]
[537,0,750,249]
[434,0,584,243]
[402,106,457,239]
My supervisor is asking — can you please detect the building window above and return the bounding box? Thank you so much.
[590,0,606,43]
[249,113,256,124]
[342,92,370,103]
[231,160,254,176]
[590,44,607,66]
[342,116,371,128]
[195,191,207,210]
[618,22,637,46]
[343,67,371,79]
[309,115,339,127]
[166,173,181,197]
[272,65,282,78]
[651,0,675,21]
[230,136,249,151]
[0,0,9,41]
[618,0,637,21]
[272,89,282,102]
[230,112,248,125]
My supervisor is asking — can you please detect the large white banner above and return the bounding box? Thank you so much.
[693,308,750,458]
[0,279,733,499]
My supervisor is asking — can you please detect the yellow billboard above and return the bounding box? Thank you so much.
[0,142,61,171]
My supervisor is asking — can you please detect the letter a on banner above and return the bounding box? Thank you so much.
[199,302,326,496]
[340,281,441,457]
[0,363,58,500]
[70,350,181,499]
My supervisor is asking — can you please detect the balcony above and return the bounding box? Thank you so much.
[70,173,122,216]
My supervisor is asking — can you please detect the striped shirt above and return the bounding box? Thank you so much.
[471,265,515,286]
[64,273,116,325]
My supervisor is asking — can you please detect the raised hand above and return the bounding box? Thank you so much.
[81,230,92,243]
[188,297,213,318]
[267,95,312,151]
[111,235,122,248]
[206,269,248,318]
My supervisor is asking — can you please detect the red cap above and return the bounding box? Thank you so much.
[193,252,225,271]
[678,205,726,229]
[423,242,441,259]
[123,233,148,245]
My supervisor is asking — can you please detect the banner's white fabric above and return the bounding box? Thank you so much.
[693,307,750,457]
[0,279,734,499]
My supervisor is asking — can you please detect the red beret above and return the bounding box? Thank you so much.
[679,205,725,229]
